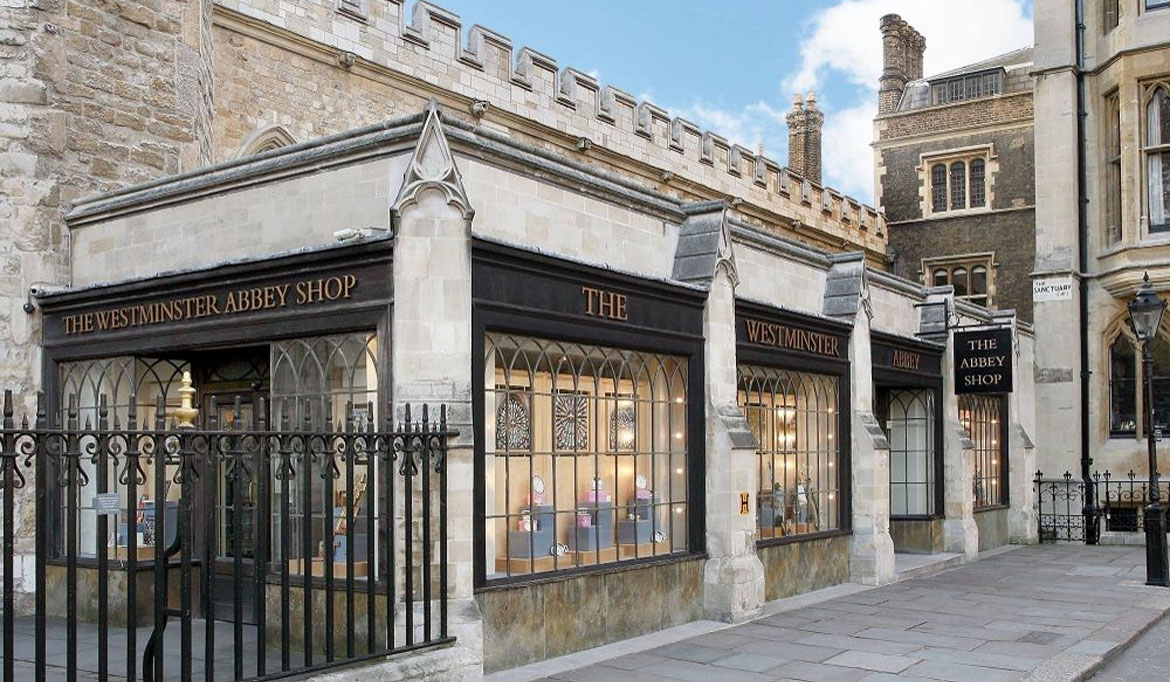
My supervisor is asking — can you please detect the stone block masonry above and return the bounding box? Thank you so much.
[211,0,884,257]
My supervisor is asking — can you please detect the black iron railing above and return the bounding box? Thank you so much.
[0,390,454,682]
[1034,469,1170,544]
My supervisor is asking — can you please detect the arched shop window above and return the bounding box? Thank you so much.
[738,366,841,540]
[959,395,1006,508]
[483,333,690,580]
[1108,332,1170,437]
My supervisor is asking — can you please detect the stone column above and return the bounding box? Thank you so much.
[390,102,482,676]
[847,302,896,585]
[999,312,1039,545]
[701,266,766,622]
[937,293,978,558]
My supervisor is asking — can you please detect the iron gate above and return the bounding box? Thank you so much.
[0,389,454,681]
[1034,469,1170,544]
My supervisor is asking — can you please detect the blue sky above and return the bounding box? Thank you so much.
[434,1,1034,205]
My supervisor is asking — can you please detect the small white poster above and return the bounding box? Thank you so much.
[1033,276,1074,302]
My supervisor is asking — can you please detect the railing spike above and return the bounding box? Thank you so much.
[257,397,267,431]
[155,394,166,430]
[346,401,354,433]
[35,391,45,428]
[366,401,374,434]
[280,399,289,433]
[68,394,78,430]
[208,396,218,431]
[2,389,12,425]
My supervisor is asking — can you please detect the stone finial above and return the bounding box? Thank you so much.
[392,99,474,222]
[805,91,818,110]
[792,92,804,110]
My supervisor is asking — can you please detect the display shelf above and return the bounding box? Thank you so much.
[570,546,618,565]
[288,558,369,578]
[617,542,661,560]
[495,555,559,574]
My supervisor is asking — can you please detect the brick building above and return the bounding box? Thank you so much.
[873,14,1036,321]
[0,2,1038,679]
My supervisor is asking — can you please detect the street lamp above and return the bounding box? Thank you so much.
[1127,271,1168,587]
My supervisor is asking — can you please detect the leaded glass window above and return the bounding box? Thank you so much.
[483,333,689,580]
[738,366,841,541]
[1110,336,1137,436]
[970,159,986,208]
[931,163,947,213]
[1145,85,1170,232]
[950,161,967,210]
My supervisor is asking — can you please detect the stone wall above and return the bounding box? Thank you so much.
[210,1,885,258]
[975,508,1009,551]
[757,534,851,602]
[475,558,704,673]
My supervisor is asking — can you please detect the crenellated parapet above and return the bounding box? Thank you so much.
[213,0,886,256]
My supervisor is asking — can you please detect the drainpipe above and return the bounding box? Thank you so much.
[1075,0,1099,543]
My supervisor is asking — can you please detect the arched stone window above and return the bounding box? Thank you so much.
[1145,84,1170,232]
[234,125,297,159]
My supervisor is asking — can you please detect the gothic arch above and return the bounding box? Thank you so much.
[234,125,297,159]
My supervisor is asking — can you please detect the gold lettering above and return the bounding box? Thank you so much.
[581,286,628,321]
[743,317,841,358]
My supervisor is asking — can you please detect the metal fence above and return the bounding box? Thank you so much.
[1034,470,1170,544]
[0,389,454,682]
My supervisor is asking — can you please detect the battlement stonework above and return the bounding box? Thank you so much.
[212,0,885,256]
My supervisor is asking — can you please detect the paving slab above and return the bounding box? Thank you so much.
[490,545,1170,682]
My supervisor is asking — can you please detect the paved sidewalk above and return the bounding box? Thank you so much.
[502,545,1170,682]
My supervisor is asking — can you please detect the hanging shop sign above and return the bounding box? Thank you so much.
[954,327,1013,394]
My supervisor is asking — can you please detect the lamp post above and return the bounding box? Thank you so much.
[1127,272,1168,587]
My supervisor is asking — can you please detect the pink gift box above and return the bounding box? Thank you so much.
[635,489,652,500]
[586,490,611,503]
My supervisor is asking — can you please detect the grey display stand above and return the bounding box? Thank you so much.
[568,501,614,551]
[507,504,556,558]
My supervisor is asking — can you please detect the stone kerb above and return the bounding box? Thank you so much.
[220,0,885,251]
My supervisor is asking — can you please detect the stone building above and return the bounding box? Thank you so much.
[0,1,1037,679]
[873,14,1036,321]
[1032,0,1170,480]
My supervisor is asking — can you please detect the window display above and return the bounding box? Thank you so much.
[883,389,936,516]
[483,333,689,579]
[959,394,1006,508]
[737,366,840,540]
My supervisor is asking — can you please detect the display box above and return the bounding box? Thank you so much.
[617,518,653,544]
[506,504,556,558]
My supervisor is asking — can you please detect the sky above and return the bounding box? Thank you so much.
[432,0,1034,205]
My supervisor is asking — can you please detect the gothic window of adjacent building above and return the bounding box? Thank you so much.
[1110,335,1138,435]
[926,153,991,215]
[925,256,992,307]
[969,159,986,208]
[1106,93,1123,245]
[1108,331,1170,438]
[930,70,1004,105]
[235,126,297,159]
[949,161,967,210]
[931,163,948,212]
[1144,84,1170,232]
[1104,0,1120,30]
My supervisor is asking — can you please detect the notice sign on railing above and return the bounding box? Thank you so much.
[954,327,1013,394]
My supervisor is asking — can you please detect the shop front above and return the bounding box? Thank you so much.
[871,333,945,555]
[471,239,708,670]
[33,241,411,673]
[734,301,852,601]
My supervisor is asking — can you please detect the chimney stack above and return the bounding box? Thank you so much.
[878,14,926,115]
[787,91,824,185]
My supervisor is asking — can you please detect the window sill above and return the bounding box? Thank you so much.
[974,505,1009,513]
[756,528,850,549]
[475,550,706,593]
[923,207,992,220]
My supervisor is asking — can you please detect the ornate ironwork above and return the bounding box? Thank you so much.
[0,388,456,682]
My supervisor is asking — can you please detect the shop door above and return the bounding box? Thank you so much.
[207,391,266,624]
[879,389,936,517]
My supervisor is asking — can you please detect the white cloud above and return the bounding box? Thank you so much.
[786,0,1033,202]
[679,100,788,158]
